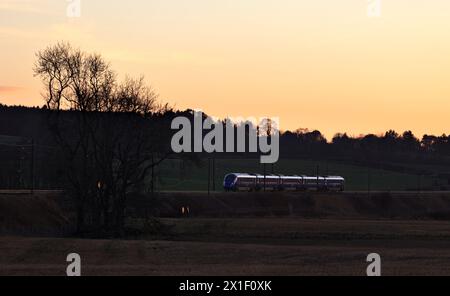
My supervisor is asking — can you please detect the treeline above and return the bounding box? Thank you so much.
[2,104,450,166]
[280,129,450,166]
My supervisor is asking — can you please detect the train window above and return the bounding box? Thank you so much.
[225,175,236,184]
[238,177,254,184]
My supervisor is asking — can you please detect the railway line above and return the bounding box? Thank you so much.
[0,189,63,195]
[1,189,450,198]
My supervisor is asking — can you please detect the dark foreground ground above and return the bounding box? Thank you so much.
[3,191,450,275]
[3,218,450,275]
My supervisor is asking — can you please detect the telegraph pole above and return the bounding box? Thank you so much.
[151,153,155,196]
[30,138,34,193]
[316,164,319,188]
[19,145,25,189]
[207,158,211,195]
[212,157,215,192]
[263,163,266,192]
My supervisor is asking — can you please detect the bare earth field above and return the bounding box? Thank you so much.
[3,218,450,276]
[3,191,450,275]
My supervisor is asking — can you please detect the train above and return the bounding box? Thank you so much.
[223,173,345,192]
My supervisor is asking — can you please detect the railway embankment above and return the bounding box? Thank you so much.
[3,190,450,236]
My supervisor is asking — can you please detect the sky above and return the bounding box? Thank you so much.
[1,0,450,139]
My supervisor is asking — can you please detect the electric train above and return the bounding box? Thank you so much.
[223,173,345,192]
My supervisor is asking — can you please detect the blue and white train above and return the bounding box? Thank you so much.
[223,173,345,192]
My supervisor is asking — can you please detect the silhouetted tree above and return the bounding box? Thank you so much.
[34,42,171,236]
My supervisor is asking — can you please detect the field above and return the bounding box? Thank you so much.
[3,191,450,275]
[3,218,450,275]
[155,158,447,192]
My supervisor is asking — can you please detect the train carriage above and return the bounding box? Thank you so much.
[325,176,345,191]
[280,175,303,191]
[256,175,281,191]
[233,174,257,191]
[223,173,345,192]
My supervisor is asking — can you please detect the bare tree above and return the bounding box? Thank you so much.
[34,42,171,235]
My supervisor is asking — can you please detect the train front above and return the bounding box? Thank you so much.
[223,173,238,191]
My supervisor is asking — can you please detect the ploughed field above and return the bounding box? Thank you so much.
[2,191,450,275]
[3,218,450,275]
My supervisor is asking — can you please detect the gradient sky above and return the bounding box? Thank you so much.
[1,0,450,139]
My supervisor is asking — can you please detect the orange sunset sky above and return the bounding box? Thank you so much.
[1,0,450,139]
